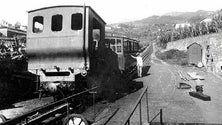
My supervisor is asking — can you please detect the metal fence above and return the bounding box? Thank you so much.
[141,44,153,66]
[122,86,163,125]
[149,109,163,125]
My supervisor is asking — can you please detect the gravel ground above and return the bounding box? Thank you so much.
[105,57,222,125]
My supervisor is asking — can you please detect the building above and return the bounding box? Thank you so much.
[200,18,212,24]
[175,23,191,29]
[166,33,222,74]
[187,43,202,66]
[0,27,26,37]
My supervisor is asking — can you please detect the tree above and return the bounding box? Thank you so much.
[208,20,218,33]
[14,21,21,29]
[200,22,208,35]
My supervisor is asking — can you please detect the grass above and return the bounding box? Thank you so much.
[156,49,188,66]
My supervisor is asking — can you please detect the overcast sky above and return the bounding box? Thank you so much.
[1,0,222,25]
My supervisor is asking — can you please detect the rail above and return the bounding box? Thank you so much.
[0,86,98,125]
[122,86,163,125]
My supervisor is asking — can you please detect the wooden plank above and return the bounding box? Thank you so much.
[177,83,191,89]
[187,72,204,80]
[189,91,211,101]
[92,108,119,125]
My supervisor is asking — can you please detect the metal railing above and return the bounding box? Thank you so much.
[122,86,163,125]
[149,109,163,125]
[123,86,149,125]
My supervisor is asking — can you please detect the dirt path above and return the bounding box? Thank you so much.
[144,63,205,123]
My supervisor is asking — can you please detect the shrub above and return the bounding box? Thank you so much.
[156,49,188,66]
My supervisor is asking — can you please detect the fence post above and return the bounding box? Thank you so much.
[146,88,149,122]
[139,101,142,125]
[160,109,163,125]
[127,119,130,125]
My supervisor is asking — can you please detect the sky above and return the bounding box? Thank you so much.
[0,0,222,25]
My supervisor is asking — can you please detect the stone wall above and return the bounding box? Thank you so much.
[166,33,222,74]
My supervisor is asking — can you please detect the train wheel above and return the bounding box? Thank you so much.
[0,114,6,123]
[63,114,88,125]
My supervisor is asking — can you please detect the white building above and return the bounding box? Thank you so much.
[175,23,191,29]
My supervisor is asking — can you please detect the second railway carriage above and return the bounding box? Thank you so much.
[27,5,119,99]
[105,36,140,72]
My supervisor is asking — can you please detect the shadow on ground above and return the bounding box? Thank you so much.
[142,66,151,77]
[107,80,144,103]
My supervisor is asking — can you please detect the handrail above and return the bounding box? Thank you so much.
[122,86,163,125]
[123,86,149,125]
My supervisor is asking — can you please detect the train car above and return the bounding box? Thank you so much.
[26,5,120,100]
[105,35,140,72]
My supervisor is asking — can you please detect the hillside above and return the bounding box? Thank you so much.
[166,32,222,51]
[134,10,213,26]
[108,10,216,46]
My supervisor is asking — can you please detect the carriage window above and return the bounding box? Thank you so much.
[51,15,63,31]
[110,39,116,52]
[105,39,110,48]
[117,39,121,45]
[134,43,138,51]
[133,43,138,51]
[110,39,115,45]
[129,42,132,51]
[132,43,134,51]
[127,42,130,51]
[93,29,100,41]
[71,13,82,30]
[116,39,122,53]
[124,41,127,50]
[111,46,115,52]
[117,46,122,53]
[33,16,43,33]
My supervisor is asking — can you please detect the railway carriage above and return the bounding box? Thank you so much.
[105,36,140,72]
[27,5,119,99]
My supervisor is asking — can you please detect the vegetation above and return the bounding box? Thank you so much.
[156,49,188,66]
[156,20,218,49]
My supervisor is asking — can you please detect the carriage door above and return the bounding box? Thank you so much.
[116,38,124,71]
[89,18,102,70]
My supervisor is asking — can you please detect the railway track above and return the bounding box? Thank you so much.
[0,87,98,125]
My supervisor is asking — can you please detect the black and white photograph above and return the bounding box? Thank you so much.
[0,0,222,124]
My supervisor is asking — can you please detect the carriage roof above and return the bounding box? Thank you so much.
[28,5,106,25]
[105,35,139,43]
